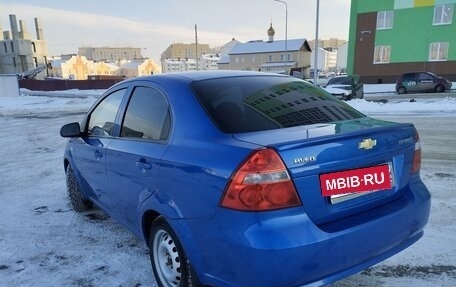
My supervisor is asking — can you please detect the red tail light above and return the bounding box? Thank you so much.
[220,148,301,211]
[411,131,421,173]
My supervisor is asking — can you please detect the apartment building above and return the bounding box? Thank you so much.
[347,0,456,83]
[78,46,142,62]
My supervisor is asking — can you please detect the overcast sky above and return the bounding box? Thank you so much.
[0,0,351,63]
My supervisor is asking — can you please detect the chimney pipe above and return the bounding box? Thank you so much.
[9,14,20,40]
[35,18,44,40]
[19,20,30,39]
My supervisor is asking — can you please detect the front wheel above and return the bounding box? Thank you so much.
[149,217,199,287]
[435,84,445,93]
[397,86,407,94]
[66,164,92,212]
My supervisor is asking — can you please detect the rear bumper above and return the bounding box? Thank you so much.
[170,180,430,287]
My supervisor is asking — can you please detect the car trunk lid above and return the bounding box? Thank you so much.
[233,117,418,225]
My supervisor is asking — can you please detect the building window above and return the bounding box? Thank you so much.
[269,55,273,62]
[3,42,7,53]
[429,42,449,61]
[376,11,394,29]
[373,45,391,63]
[433,4,453,25]
[10,42,14,52]
[32,42,36,53]
[13,57,16,67]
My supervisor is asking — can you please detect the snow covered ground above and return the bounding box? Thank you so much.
[0,89,455,286]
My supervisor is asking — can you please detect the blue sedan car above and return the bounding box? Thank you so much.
[60,71,430,287]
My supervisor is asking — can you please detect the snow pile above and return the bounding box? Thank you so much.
[0,95,97,117]
[349,97,456,115]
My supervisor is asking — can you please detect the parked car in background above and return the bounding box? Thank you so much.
[324,74,364,100]
[396,71,452,94]
[60,71,430,287]
[303,77,331,87]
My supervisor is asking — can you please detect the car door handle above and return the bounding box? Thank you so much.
[136,160,152,171]
[94,150,103,159]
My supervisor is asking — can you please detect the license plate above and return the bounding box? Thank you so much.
[320,164,392,197]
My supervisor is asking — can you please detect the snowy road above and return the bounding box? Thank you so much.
[0,93,455,286]
[332,114,456,287]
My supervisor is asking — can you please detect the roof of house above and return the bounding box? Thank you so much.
[217,55,230,64]
[229,39,311,55]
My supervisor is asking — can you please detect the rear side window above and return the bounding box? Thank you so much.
[192,76,364,133]
[121,86,170,141]
[402,74,415,81]
[88,88,125,136]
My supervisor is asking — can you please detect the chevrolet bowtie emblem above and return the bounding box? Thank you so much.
[359,138,377,150]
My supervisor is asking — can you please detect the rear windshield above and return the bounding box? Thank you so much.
[192,76,364,133]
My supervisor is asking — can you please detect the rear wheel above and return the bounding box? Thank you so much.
[150,217,199,287]
[397,86,407,94]
[435,84,445,93]
[66,165,92,212]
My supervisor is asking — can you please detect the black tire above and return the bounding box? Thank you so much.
[397,86,407,94]
[66,165,92,212]
[435,84,445,93]
[149,216,200,287]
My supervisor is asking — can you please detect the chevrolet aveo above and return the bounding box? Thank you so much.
[60,71,430,287]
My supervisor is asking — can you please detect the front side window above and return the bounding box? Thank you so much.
[192,76,364,133]
[417,73,433,81]
[433,4,453,25]
[374,46,391,64]
[121,86,170,140]
[429,42,449,61]
[88,89,125,136]
[377,11,394,30]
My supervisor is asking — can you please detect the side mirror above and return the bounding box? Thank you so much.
[60,122,82,138]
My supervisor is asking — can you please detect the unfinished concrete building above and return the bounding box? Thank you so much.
[0,14,49,79]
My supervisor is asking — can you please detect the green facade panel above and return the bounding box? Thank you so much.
[376,8,433,62]
[435,0,456,5]
[375,7,456,62]
[349,1,456,72]
[395,0,415,9]
[357,0,395,13]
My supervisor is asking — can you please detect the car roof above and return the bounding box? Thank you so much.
[124,70,288,83]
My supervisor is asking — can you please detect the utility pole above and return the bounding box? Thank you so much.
[313,0,320,84]
[195,24,199,71]
[274,0,288,74]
